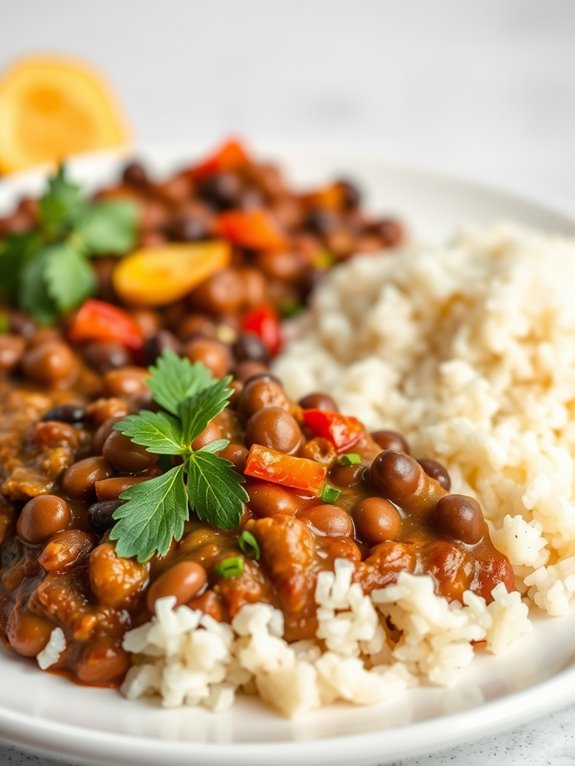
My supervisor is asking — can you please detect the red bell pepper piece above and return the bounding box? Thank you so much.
[192,138,250,180]
[301,409,364,452]
[68,299,144,353]
[216,209,287,251]
[241,304,282,356]
[244,444,327,494]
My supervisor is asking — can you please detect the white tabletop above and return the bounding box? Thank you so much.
[2,0,575,763]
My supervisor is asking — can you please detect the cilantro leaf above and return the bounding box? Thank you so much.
[110,465,188,562]
[147,350,216,415]
[0,232,41,299]
[186,450,248,530]
[179,377,233,444]
[44,242,96,313]
[198,438,229,454]
[19,249,59,325]
[38,165,86,235]
[114,411,186,455]
[76,200,138,255]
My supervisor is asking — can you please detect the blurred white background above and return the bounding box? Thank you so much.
[2,1,575,764]
[3,0,575,210]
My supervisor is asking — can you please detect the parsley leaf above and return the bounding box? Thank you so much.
[147,350,215,415]
[75,200,137,255]
[44,242,96,312]
[0,164,137,324]
[179,377,233,444]
[39,165,86,235]
[114,410,186,455]
[186,450,248,530]
[108,352,248,561]
[111,465,188,562]
[19,249,59,326]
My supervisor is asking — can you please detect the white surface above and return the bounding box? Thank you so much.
[2,2,575,763]
[1,147,575,766]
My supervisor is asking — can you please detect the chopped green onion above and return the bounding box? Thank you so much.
[215,556,244,579]
[237,530,260,560]
[320,484,342,503]
[0,313,9,334]
[279,299,303,319]
[338,453,361,466]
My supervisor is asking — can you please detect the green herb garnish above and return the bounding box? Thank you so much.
[109,351,249,562]
[0,165,137,325]
[215,556,245,579]
[320,484,342,503]
[338,453,361,466]
[237,530,260,560]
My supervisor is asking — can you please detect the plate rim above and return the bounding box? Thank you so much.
[1,143,575,766]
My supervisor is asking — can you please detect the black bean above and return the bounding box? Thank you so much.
[122,161,148,186]
[199,172,242,210]
[337,179,362,209]
[233,332,270,364]
[41,404,86,424]
[88,500,122,531]
[305,209,338,235]
[144,330,181,364]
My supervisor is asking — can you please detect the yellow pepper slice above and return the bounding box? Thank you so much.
[113,241,231,306]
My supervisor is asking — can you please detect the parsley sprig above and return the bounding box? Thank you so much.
[0,165,137,325]
[109,351,249,562]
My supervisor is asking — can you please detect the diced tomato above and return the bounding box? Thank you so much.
[215,209,287,250]
[241,304,282,356]
[244,444,326,495]
[192,138,250,180]
[301,409,364,452]
[68,299,144,352]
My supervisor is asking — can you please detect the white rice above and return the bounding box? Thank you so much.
[275,222,575,614]
[121,561,529,717]
[37,627,66,670]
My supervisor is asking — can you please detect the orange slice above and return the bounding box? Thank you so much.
[113,241,232,306]
[0,56,129,174]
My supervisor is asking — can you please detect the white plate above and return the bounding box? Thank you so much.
[1,145,575,766]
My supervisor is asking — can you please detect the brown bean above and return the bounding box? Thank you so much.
[245,406,302,454]
[254,250,305,282]
[219,442,249,472]
[102,367,150,398]
[17,495,72,544]
[75,637,130,684]
[183,337,232,378]
[21,340,77,385]
[233,333,269,364]
[234,361,269,382]
[418,458,451,491]
[83,341,132,372]
[369,451,444,516]
[299,504,353,537]
[239,267,268,307]
[371,430,410,453]
[177,313,217,341]
[146,561,207,612]
[6,610,54,657]
[89,542,149,608]
[95,476,149,501]
[0,334,26,373]
[102,430,157,473]
[432,494,485,545]
[86,398,129,426]
[191,420,223,451]
[354,497,402,544]
[329,463,365,488]
[247,481,303,517]
[143,330,181,364]
[189,268,245,315]
[238,376,290,416]
[299,392,339,412]
[62,457,114,498]
[92,416,124,454]
[39,529,95,572]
